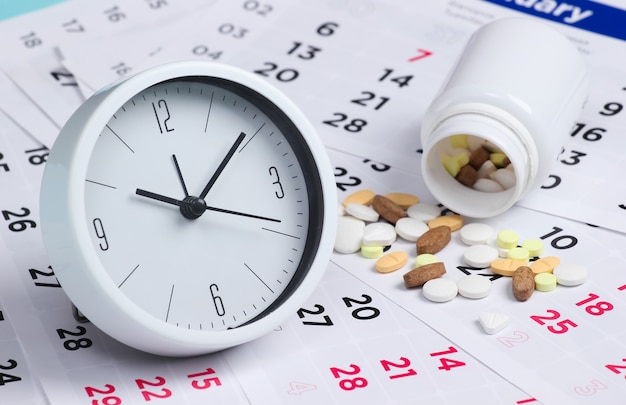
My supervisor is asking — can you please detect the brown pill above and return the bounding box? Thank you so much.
[416,225,451,255]
[469,146,490,170]
[455,164,478,187]
[372,194,407,224]
[512,266,535,302]
[403,262,446,288]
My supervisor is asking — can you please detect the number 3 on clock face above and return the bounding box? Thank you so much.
[40,62,337,356]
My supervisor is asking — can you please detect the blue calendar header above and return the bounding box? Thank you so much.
[0,0,67,20]
[483,0,626,41]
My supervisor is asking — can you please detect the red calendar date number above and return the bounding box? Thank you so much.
[83,367,223,403]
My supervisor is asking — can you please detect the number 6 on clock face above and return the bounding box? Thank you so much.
[40,61,337,356]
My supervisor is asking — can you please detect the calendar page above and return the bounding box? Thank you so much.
[1,0,626,404]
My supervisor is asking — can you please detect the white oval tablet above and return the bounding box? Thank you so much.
[457,274,492,299]
[407,203,440,222]
[553,262,588,286]
[473,178,504,193]
[463,244,499,268]
[423,278,458,303]
[459,223,494,245]
[490,168,516,189]
[395,217,429,242]
[335,216,365,253]
[337,201,345,216]
[345,203,379,222]
[362,222,396,246]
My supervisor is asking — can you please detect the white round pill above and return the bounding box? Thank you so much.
[459,223,495,245]
[479,312,510,335]
[423,278,458,303]
[553,262,588,286]
[407,203,440,222]
[457,275,492,299]
[473,178,504,193]
[395,217,429,242]
[335,216,365,254]
[362,222,396,246]
[345,203,379,222]
[463,244,499,268]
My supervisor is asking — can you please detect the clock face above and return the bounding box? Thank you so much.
[82,76,324,332]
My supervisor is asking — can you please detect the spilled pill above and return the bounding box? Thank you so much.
[407,203,441,222]
[529,256,560,274]
[361,245,384,259]
[423,278,458,303]
[384,192,419,209]
[521,238,544,257]
[490,258,527,277]
[415,253,438,267]
[428,214,464,231]
[362,222,396,246]
[345,203,379,222]
[534,272,557,292]
[479,312,510,335]
[459,222,495,245]
[464,244,499,268]
[457,274,492,299]
[335,216,365,254]
[343,189,375,207]
[375,251,409,273]
[497,229,519,249]
[507,247,529,263]
[553,262,587,286]
[512,266,535,301]
[395,217,429,242]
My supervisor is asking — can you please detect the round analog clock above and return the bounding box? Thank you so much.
[40,61,337,356]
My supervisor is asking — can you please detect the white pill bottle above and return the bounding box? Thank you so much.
[420,18,589,218]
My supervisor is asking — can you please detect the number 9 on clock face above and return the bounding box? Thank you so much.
[40,62,337,356]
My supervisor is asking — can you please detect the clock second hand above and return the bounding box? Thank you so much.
[135,188,281,223]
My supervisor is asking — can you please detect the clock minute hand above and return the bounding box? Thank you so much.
[204,206,281,223]
[198,132,246,199]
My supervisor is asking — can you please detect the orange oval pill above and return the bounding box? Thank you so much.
[490,258,528,277]
[530,256,560,274]
[428,215,464,231]
[375,251,409,274]
[343,189,375,207]
[384,192,420,209]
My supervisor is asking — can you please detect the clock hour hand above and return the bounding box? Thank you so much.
[136,188,184,207]
[198,132,246,199]
[135,188,280,222]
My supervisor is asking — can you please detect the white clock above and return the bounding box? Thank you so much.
[40,61,337,356]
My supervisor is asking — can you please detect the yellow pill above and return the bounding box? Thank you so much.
[415,253,438,267]
[442,156,461,177]
[507,247,529,262]
[497,229,519,249]
[521,238,544,257]
[384,192,420,210]
[530,256,560,274]
[452,151,470,168]
[490,258,527,277]
[375,251,409,273]
[343,189,375,207]
[535,272,557,292]
[490,152,508,167]
[450,134,469,149]
[361,245,383,259]
[428,215,464,231]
